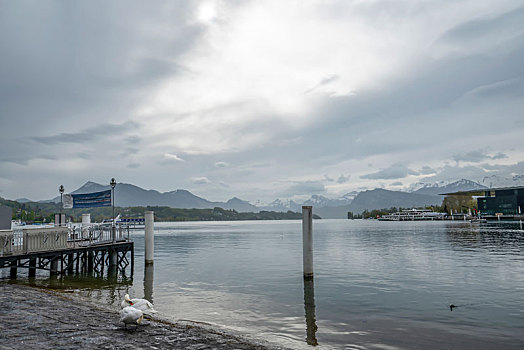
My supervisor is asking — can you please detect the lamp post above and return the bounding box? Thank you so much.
[59,185,64,214]
[110,178,117,242]
[59,185,64,226]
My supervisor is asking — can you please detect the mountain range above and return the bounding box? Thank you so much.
[17,176,523,219]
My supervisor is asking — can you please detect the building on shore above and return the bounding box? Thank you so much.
[442,186,524,218]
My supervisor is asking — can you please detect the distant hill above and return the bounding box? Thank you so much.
[33,177,514,219]
[60,181,259,213]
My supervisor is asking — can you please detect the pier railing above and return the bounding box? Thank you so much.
[1,227,69,256]
[68,223,130,247]
[0,224,130,257]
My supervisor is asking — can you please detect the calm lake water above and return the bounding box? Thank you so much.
[5,219,524,349]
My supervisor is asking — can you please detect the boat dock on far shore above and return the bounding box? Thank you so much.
[378,209,446,221]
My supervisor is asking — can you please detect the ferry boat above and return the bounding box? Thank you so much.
[378,209,446,221]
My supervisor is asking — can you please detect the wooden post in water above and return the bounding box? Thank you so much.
[10,260,17,279]
[145,211,154,265]
[28,258,36,277]
[302,206,313,279]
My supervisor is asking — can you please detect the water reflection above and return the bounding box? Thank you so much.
[144,264,154,303]
[303,277,318,346]
[446,222,524,252]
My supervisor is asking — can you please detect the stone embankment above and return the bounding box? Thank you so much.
[0,283,284,350]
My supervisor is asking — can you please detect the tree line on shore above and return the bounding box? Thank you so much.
[0,197,320,223]
[348,194,478,219]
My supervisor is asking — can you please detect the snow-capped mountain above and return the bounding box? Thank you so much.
[407,180,451,193]
[261,198,301,212]
[303,195,349,208]
[409,179,486,196]
[339,191,359,202]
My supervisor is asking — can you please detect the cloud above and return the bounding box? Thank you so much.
[361,164,418,180]
[191,176,211,184]
[164,153,185,162]
[127,163,140,169]
[419,166,436,175]
[30,122,139,145]
[337,174,350,184]
[390,181,403,186]
[282,180,326,196]
[304,74,339,94]
[491,152,508,160]
[323,175,335,182]
[1,1,524,202]
[453,150,509,163]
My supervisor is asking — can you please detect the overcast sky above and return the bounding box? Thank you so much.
[1,0,523,203]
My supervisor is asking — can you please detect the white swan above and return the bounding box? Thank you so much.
[119,306,143,329]
[121,294,158,314]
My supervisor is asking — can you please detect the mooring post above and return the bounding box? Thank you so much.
[302,206,313,279]
[87,251,94,273]
[28,258,36,277]
[10,260,17,279]
[50,258,58,276]
[67,253,74,273]
[145,211,154,265]
[144,263,154,303]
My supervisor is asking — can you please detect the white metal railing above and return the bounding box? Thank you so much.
[0,224,130,257]
[0,227,69,256]
[0,230,14,256]
[68,223,129,247]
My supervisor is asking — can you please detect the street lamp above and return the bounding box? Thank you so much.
[110,178,117,225]
[59,185,64,214]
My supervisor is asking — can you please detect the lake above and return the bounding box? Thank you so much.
[4,219,524,349]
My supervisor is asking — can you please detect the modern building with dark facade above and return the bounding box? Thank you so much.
[477,187,524,215]
[443,186,524,216]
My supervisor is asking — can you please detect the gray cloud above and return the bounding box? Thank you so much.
[282,181,326,196]
[437,6,524,47]
[0,1,523,202]
[453,150,509,163]
[304,74,339,94]
[419,166,436,175]
[492,152,508,160]
[191,176,211,185]
[30,122,139,145]
[337,174,350,184]
[361,164,418,180]
[215,161,229,168]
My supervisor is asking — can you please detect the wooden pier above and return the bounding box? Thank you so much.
[0,224,134,278]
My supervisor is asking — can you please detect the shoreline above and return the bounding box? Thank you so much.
[0,282,286,350]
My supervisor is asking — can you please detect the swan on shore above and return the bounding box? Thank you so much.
[121,294,158,314]
[120,306,143,329]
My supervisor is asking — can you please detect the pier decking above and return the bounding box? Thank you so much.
[0,224,134,278]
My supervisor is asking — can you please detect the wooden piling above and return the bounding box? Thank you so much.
[145,211,154,265]
[10,260,17,279]
[28,258,36,277]
[302,206,313,279]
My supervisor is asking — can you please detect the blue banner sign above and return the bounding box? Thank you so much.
[68,190,112,208]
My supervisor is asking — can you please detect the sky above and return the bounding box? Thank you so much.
[1,0,524,204]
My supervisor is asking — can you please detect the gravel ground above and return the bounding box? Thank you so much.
[0,283,286,350]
